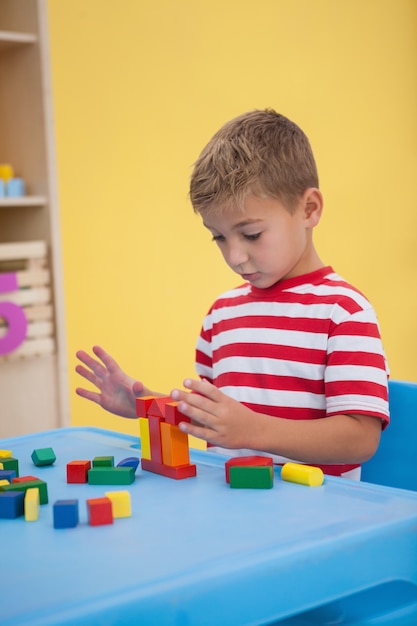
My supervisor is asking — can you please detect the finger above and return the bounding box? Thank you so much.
[75,350,108,380]
[178,420,216,444]
[75,387,102,405]
[183,378,220,401]
[92,345,120,373]
[75,364,102,389]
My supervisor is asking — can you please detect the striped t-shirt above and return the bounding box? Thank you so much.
[195,266,389,476]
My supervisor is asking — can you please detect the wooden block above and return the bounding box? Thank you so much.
[31,447,56,466]
[87,466,135,486]
[141,458,197,480]
[53,500,79,529]
[24,487,40,521]
[165,401,191,425]
[135,396,156,418]
[148,415,163,463]
[139,417,151,460]
[92,456,114,467]
[160,422,190,467]
[147,396,171,418]
[105,490,132,518]
[87,497,113,526]
[281,462,324,487]
[67,460,91,484]
[225,455,274,483]
[229,465,274,489]
[2,479,48,504]
[0,491,25,518]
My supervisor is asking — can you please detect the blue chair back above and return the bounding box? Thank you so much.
[361,379,417,491]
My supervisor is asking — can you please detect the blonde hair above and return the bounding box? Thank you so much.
[190,109,319,215]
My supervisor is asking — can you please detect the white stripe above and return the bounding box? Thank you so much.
[213,355,325,380]
[213,327,328,350]
[325,364,388,386]
[327,334,383,354]
[219,386,326,410]
[327,394,389,415]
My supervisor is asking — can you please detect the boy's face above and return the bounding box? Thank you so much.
[202,193,322,289]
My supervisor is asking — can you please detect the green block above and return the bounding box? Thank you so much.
[229,465,274,489]
[31,447,56,467]
[92,456,114,467]
[0,457,19,477]
[2,479,48,504]
[87,466,135,485]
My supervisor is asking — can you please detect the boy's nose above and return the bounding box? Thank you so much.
[226,243,249,269]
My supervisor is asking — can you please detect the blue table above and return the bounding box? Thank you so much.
[2,427,417,626]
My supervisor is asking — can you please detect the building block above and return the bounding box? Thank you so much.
[135,395,156,417]
[225,456,274,483]
[0,480,10,487]
[280,462,324,487]
[0,469,16,483]
[2,479,48,504]
[147,396,171,418]
[24,487,40,521]
[87,466,135,485]
[165,401,191,426]
[229,465,274,489]
[141,458,197,479]
[31,447,56,466]
[160,422,190,467]
[67,460,91,483]
[117,457,140,471]
[12,475,39,483]
[92,456,114,467]
[0,450,12,458]
[87,497,113,526]
[0,491,25,518]
[0,457,19,477]
[139,418,151,460]
[53,500,79,529]
[148,415,164,463]
[105,490,132,518]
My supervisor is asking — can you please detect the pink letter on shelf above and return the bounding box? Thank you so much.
[0,273,28,355]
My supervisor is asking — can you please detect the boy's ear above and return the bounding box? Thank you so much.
[302,188,323,226]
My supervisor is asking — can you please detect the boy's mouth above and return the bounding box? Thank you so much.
[241,272,261,282]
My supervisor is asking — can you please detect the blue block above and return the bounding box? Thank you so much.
[53,500,79,529]
[0,491,25,518]
[0,469,17,483]
[117,457,140,471]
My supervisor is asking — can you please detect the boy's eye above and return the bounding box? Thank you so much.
[244,232,261,241]
[212,234,225,242]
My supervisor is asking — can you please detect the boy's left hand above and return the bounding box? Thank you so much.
[170,378,255,448]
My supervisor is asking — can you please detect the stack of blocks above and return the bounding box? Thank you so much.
[136,396,197,479]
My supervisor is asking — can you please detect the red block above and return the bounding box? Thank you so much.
[147,396,171,418]
[12,475,38,483]
[148,415,163,463]
[141,458,196,480]
[225,456,274,483]
[165,401,191,426]
[135,396,156,418]
[67,460,91,484]
[87,497,113,526]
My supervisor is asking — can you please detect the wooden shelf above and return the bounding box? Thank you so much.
[0,196,46,208]
[0,30,37,49]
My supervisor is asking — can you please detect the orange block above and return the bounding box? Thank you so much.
[160,422,190,467]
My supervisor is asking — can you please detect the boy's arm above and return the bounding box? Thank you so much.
[171,378,382,464]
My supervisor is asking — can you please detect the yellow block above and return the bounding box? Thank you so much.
[281,462,324,487]
[0,479,10,486]
[0,450,12,458]
[139,417,151,460]
[25,487,40,521]
[105,490,131,518]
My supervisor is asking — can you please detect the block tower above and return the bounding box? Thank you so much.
[136,396,197,479]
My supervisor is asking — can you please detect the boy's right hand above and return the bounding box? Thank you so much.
[75,345,146,419]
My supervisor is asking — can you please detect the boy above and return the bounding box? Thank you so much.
[76,109,389,479]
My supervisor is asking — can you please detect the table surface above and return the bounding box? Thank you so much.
[2,427,417,626]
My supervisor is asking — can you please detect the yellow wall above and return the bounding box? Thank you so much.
[47,0,417,435]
